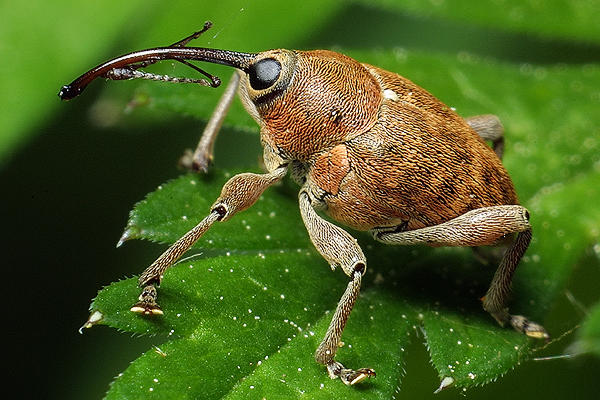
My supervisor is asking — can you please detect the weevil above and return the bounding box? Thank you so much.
[60,22,549,385]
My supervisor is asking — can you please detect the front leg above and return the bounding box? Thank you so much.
[131,166,287,314]
[179,72,241,172]
[372,205,548,339]
[299,190,375,385]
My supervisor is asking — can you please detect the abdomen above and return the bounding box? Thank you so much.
[322,66,517,231]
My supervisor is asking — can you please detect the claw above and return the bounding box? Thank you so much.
[487,308,550,341]
[510,315,550,340]
[130,303,164,315]
[326,360,375,385]
[130,284,164,315]
[178,148,212,173]
[340,368,376,386]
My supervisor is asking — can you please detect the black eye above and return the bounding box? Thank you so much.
[248,58,281,90]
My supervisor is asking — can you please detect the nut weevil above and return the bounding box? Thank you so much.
[60,22,549,386]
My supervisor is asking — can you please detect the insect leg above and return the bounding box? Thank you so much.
[299,190,375,385]
[481,228,548,339]
[132,166,287,315]
[372,205,548,340]
[465,114,504,159]
[180,72,241,172]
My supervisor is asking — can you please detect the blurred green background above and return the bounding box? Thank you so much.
[2,0,598,399]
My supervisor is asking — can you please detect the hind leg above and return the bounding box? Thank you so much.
[466,114,504,158]
[372,205,548,339]
[179,72,241,172]
[480,229,547,338]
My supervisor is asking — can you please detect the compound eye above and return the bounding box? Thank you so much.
[248,58,281,90]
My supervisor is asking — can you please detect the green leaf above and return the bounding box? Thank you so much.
[572,301,600,357]
[422,311,529,388]
[118,172,311,251]
[363,0,600,43]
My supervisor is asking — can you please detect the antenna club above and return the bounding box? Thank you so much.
[58,85,81,100]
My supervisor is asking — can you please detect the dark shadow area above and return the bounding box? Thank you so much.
[361,242,495,316]
[305,4,600,64]
[2,91,260,399]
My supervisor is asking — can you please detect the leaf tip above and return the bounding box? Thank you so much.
[79,310,104,334]
[116,226,140,247]
[434,376,454,394]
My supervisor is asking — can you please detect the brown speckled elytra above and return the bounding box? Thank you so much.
[60,22,548,385]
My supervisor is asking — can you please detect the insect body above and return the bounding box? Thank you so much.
[61,22,548,386]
